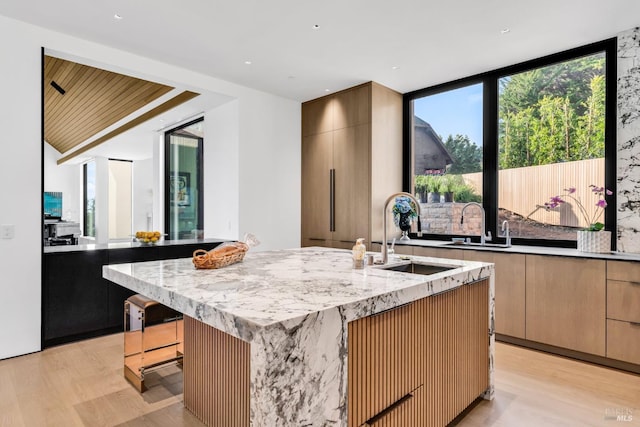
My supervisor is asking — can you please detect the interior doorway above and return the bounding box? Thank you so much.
[164,118,204,240]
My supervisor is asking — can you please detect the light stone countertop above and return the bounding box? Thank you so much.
[103,246,492,342]
[103,246,495,425]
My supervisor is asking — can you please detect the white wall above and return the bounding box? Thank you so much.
[204,101,240,240]
[0,17,43,359]
[238,96,301,251]
[133,158,154,232]
[0,14,300,359]
[43,142,81,222]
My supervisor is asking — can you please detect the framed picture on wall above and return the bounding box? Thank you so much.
[169,172,190,206]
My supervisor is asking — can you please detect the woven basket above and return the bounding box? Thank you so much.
[192,242,249,269]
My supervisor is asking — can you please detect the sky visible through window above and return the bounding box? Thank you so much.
[413,83,483,147]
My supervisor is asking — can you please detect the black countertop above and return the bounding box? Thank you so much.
[43,238,230,254]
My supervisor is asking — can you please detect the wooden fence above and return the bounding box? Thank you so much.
[461,159,605,228]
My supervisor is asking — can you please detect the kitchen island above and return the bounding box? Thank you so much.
[103,246,494,426]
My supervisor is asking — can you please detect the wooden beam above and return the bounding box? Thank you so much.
[57,90,200,165]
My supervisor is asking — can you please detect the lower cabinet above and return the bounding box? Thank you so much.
[43,241,224,347]
[606,319,640,365]
[348,279,489,427]
[463,251,526,339]
[44,251,110,343]
[526,254,606,356]
[606,260,640,365]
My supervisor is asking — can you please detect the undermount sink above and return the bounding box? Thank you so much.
[444,242,511,249]
[377,262,456,276]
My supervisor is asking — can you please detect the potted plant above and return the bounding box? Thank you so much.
[426,175,442,203]
[414,175,428,203]
[452,181,481,203]
[542,185,613,252]
[438,175,460,203]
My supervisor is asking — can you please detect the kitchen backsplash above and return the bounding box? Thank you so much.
[617,27,640,253]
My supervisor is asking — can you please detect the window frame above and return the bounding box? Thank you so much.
[164,117,205,240]
[82,160,95,238]
[403,38,617,249]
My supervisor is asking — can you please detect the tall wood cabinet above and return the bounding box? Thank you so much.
[301,82,403,249]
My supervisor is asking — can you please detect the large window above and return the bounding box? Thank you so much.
[404,39,616,247]
[410,83,484,237]
[498,52,606,241]
[83,160,96,237]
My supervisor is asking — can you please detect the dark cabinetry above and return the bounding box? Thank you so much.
[44,251,109,342]
[43,240,224,347]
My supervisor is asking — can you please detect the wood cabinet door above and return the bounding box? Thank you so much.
[301,132,332,241]
[525,254,606,356]
[332,124,370,243]
[333,84,370,130]
[463,251,526,339]
[302,95,333,137]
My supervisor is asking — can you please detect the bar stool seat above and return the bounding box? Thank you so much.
[123,294,184,392]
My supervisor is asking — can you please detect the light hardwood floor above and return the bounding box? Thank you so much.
[0,335,638,426]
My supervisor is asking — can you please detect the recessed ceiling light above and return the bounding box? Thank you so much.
[392,66,399,70]
[244,60,252,65]
[325,89,331,92]
[500,28,510,34]
[114,13,124,20]
[313,24,320,30]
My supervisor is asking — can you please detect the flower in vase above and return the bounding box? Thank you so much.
[542,185,612,231]
[392,196,418,228]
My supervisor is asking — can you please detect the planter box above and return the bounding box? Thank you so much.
[577,230,611,253]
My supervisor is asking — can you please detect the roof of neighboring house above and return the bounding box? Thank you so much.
[414,116,453,172]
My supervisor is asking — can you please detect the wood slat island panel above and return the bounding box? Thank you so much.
[183,316,250,427]
[348,279,489,427]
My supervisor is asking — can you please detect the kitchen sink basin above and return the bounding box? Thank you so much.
[377,262,456,275]
[444,242,511,249]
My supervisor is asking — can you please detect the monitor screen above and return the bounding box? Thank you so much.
[44,191,63,219]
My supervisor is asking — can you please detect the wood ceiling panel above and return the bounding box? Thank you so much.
[44,56,174,154]
[57,91,200,165]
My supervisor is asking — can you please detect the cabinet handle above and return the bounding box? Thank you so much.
[631,322,640,327]
[329,169,336,232]
[363,391,414,426]
[629,281,640,287]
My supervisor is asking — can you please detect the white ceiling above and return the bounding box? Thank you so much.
[6,1,640,162]
[2,0,639,103]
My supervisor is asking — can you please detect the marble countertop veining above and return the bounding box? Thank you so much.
[103,246,492,342]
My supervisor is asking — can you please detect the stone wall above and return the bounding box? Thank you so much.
[419,203,482,235]
[617,27,640,253]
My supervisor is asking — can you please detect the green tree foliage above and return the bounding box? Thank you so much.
[498,53,605,169]
[444,134,482,174]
